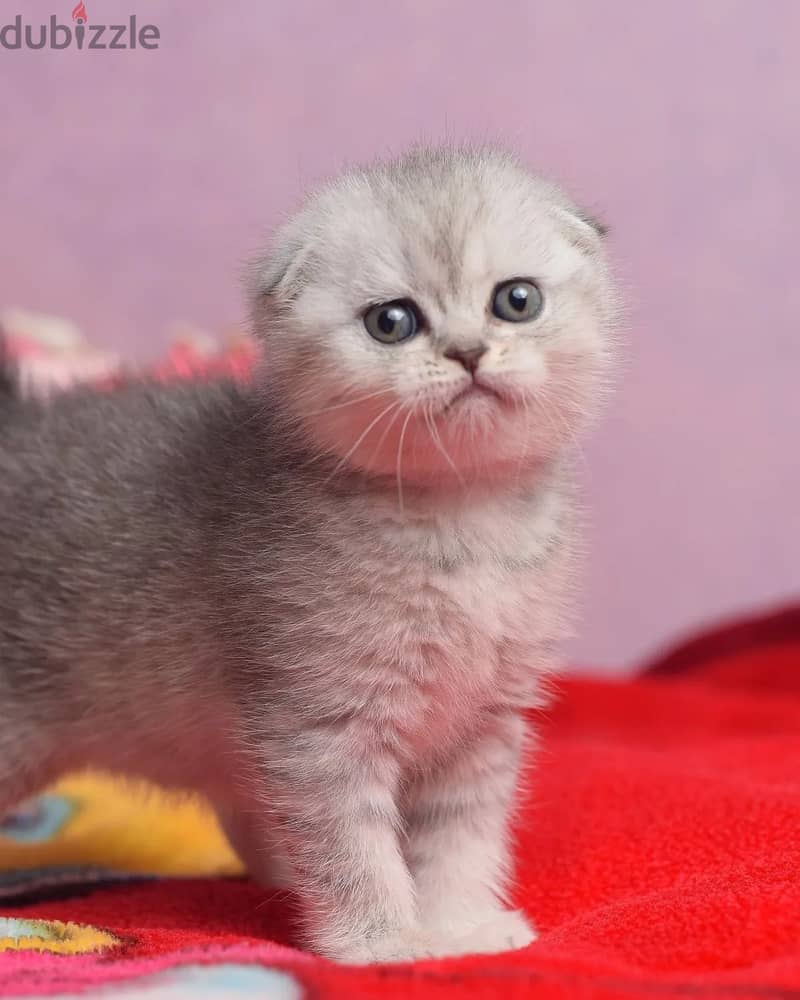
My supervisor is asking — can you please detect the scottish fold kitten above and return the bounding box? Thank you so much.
[0,147,616,962]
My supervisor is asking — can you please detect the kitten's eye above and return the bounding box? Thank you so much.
[363,300,419,344]
[491,279,543,323]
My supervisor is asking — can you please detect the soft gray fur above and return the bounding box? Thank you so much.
[0,146,617,962]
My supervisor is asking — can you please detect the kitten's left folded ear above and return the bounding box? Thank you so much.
[579,211,609,238]
[553,205,609,252]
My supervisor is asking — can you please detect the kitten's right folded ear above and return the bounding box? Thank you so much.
[246,225,313,316]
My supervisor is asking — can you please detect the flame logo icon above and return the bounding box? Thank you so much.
[71,1,87,21]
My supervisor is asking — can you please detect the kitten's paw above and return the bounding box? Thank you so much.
[449,909,536,956]
[326,930,442,965]
[327,911,535,963]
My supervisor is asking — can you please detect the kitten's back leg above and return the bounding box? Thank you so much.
[213,797,293,889]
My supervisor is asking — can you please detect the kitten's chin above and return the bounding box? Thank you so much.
[443,382,506,412]
[303,405,547,491]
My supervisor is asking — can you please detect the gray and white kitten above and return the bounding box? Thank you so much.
[0,147,616,963]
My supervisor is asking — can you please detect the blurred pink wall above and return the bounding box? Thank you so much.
[1,0,798,669]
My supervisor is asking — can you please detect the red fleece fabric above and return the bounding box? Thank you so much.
[1,604,799,997]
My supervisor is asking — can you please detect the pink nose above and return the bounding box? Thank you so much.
[444,345,487,375]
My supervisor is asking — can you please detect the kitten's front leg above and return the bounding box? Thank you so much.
[236,734,427,964]
[403,710,536,955]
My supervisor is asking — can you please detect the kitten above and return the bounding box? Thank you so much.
[0,146,617,963]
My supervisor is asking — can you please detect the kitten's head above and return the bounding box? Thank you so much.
[249,146,618,487]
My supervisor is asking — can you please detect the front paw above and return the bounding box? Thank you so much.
[326,930,446,964]
[322,910,536,964]
[421,907,536,957]
[448,908,536,956]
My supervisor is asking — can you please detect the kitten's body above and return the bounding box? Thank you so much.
[0,147,615,961]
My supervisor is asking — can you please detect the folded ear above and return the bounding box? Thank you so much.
[578,210,608,238]
[248,237,310,307]
[552,205,609,252]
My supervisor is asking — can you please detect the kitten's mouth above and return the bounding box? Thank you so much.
[445,380,507,412]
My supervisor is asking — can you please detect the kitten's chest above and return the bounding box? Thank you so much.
[318,490,571,761]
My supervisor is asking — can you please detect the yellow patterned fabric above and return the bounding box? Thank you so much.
[0,918,118,955]
[0,773,243,879]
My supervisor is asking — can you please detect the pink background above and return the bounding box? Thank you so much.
[1,0,798,670]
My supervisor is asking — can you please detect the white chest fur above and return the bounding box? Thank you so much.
[297,477,575,767]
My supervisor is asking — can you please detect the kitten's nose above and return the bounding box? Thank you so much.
[444,345,487,375]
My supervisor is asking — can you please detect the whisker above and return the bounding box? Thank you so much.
[304,387,393,418]
[395,409,414,515]
[324,399,403,483]
[424,405,464,486]
[365,402,406,469]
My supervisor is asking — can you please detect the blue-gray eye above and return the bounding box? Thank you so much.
[491,279,543,323]
[363,301,419,344]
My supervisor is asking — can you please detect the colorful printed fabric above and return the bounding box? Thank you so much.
[0,773,242,901]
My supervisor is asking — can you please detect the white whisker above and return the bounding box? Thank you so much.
[325,399,403,483]
[395,409,414,515]
[304,388,393,418]
[365,402,406,469]
[424,405,464,486]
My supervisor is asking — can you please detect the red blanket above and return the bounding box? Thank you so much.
[1,604,798,998]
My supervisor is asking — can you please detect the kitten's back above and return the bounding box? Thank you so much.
[0,375,251,689]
